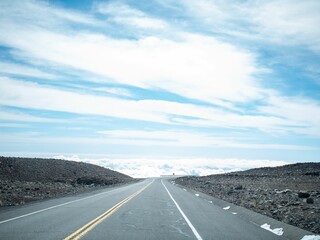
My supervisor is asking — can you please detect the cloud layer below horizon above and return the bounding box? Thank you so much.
[52,155,288,178]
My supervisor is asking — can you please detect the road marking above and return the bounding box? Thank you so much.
[64,180,153,240]
[161,180,203,240]
[0,182,144,225]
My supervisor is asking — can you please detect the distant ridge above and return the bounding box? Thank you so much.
[222,162,320,177]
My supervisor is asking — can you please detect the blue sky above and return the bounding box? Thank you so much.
[0,0,319,176]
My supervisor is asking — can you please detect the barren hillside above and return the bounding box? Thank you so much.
[175,163,320,234]
[0,156,135,207]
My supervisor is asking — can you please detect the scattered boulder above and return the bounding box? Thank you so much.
[298,192,310,198]
[306,198,314,204]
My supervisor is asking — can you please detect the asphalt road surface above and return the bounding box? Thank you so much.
[0,178,288,239]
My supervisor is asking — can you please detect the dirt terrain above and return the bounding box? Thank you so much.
[0,156,136,207]
[175,163,320,234]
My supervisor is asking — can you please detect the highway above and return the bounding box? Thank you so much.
[0,178,290,239]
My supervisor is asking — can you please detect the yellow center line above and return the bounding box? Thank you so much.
[64,180,153,240]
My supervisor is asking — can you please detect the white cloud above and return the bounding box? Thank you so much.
[168,0,320,51]
[0,0,99,27]
[99,129,318,150]
[259,96,320,137]
[1,129,316,151]
[93,87,132,97]
[0,108,62,123]
[252,0,320,51]
[0,9,261,106]
[0,77,169,123]
[1,77,318,137]
[0,123,28,128]
[94,2,168,29]
[52,155,288,178]
[2,0,317,133]
[3,125,317,160]
[161,0,227,23]
[0,61,56,79]
[0,0,319,158]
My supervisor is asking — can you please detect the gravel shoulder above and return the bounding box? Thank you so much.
[175,163,320,234]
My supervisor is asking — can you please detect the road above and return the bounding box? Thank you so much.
[0,178,287,239]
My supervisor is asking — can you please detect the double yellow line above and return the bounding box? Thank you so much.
[64,181,153,240]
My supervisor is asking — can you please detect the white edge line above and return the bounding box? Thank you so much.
[161,179,203,240]
[0,181,147,225]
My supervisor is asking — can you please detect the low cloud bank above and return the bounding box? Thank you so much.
[52,155,288,178]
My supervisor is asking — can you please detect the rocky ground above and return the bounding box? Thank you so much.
[175,163,320,234]
[0,156,137,207]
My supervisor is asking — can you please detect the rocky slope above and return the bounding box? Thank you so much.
[0,156,136,207]
[175,163,320,234]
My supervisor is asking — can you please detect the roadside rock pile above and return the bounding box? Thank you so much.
[175,163,320,234]
[0,156,136,207]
